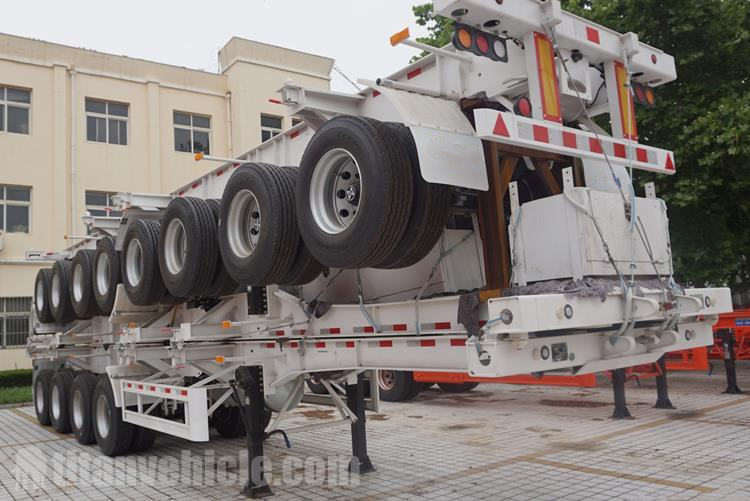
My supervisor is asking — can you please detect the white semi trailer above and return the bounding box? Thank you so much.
[27,1,731,497]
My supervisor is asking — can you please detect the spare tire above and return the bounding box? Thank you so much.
[121,219,166,306]
[50,260,76,323]
[296,116,413,268]
[70,250,104,319]
[204,199,242,297]
[159,197,218,298]
[218,163,298,285]
[93,236,121,314]
[34,268,55,323]
[278,167,325,285]
[376,123,452,269]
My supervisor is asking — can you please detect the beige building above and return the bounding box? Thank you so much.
[0,33,333,368]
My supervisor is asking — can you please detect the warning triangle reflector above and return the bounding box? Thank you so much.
[665,154,675,171]
[493,114,510,137]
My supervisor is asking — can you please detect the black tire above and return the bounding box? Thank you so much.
[49,370,74,433]
[70,373,98,444]
[296,116,413,268]
[93,236,121,314]
[50,260,76,323]
[278,167,325,285]
[121,219,167,306]
[92,377,134,457]
[376,123,452,269]
[211,405,245,438]
[159,197,218,298]
[377,370,421,402]
[204,199,242,297]
[34,268,55,323]
[218,163,298,285]
[33,369,54,425]
[130,426,157,453]
[437,382,479,393]
[306,379,327,395]
[70,250,104,319]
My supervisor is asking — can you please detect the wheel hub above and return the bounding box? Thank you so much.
[310,148,363,235]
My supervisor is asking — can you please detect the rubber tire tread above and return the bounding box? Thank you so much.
[92,377,134,457]
[437,382,479,393]
[71,373,98,444]
[121,219,167,306]
[93,236,121,314]
[204,199,242,297]
[34,268,55,323]
[218,163,298,285]
[379,370,420,402]
[295,115,413,268]
[129,426,157,453]
[376,123,453,269]
[278,167,325,285]
[49,369,74,433]
[212,406,245,438]
[158,197,218,298]
[71,250,104,318]
[50,260,76,323]
[34,369,54,426]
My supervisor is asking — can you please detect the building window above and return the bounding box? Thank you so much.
[0,86,31,134]
[85,191,123,218]
[86,98,128,145]
[261,114,283,142]
[0,297,31,347]
[174,111,210,154]
[0,185,31,233]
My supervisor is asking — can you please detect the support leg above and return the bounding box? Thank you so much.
[611,368,633,419]
[653,355,676,409]
[239,366,273,498]
[346,375,374,474]
[719,329,743,394]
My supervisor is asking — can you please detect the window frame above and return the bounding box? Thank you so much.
[0,297,32,348]
[85,98,129,146]
[0,185,31,234]
[173,111,211,154]
[261,114,284,143]
[85,190,123,218]
[0,86,32,135]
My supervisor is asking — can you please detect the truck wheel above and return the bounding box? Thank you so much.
[121,219,167,306]
[296,116,413,268]
[204,200,242,297]
[159,197,219,298]
[93,236,121,314]
[437,382,479,393]
[377,370,421,402]
[93,377,134,456]
[306,379,327,395]
[278,167,324,285]
[70,250,104,319]
[130,426,157,453]
[70,373,97,444]
[376,123,452,269]
[49,370,74,433]
[33,369,54,425]
[34,268,55,323]
[211,405,245,438]
[50,260,76,323]
[219,163,298,285]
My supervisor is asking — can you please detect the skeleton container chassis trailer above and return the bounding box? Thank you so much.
[27,0,731,497]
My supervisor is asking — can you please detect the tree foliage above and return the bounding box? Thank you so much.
[413,1,750,289]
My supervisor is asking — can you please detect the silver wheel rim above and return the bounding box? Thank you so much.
[96,253,110,296]
[96,393,110,439]
[125,239,143,287]
[73,262,84,302]
[51,385,61,421]
[72,390,84,429]
[164,218,187,275]
[378,370,396,391]
[35,379,44,413]
[227,189,261,258]
[309,148,362,235]
[35,280,44,312]
[51,273,61,308]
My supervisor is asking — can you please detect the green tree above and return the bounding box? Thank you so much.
[413,1,750,290]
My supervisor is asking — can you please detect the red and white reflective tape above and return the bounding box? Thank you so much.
[474,109,675,175]
[419,322,453,331]
[124,382,188,397]
[319,327,341,335]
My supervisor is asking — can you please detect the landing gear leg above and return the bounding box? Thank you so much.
[718,329,743,394]
[346,374,374,474]
[611,368,633,419]
[239,366,273,498]
[653,355,676,409]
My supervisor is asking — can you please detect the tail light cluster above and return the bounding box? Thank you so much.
[452,23,508,63]
[632,82,656,107]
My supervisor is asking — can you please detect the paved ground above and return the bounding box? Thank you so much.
[2,365,750,500]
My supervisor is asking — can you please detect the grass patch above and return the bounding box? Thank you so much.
[0,386,32,405]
